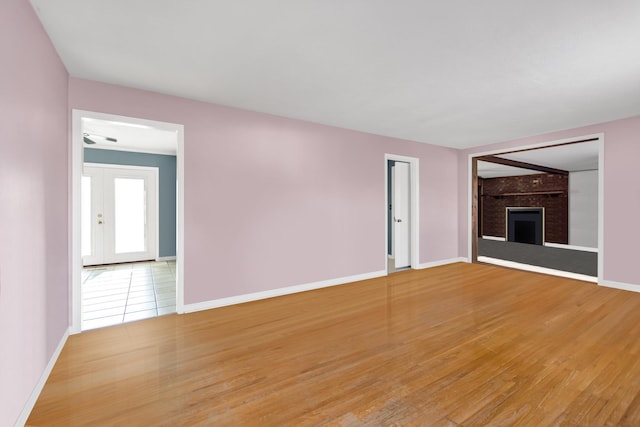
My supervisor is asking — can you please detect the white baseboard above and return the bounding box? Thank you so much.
[415,257,467,269]
[183,259,469,314]
[599,280,640,293]
[15,327,70,426]
[478,256,597,283]
[481,235,506,241]
[544,242,598,253]
[183,270,387,313]
[156,256,176,261]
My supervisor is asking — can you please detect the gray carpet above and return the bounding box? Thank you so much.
[478,238,597,277]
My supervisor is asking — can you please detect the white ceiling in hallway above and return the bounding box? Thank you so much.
[82,118,178,155]
[499,141,599,172]
[477,162,541,179]
[477,140,599,178]
[31,1,640,149]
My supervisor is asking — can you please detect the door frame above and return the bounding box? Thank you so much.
[71,109,185,334]
[385,154,420,273]
[83,163,159,265]
[467,133,604,284]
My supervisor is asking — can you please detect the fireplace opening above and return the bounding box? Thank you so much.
[507,208,543,245]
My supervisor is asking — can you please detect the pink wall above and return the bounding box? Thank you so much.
[0,0,69,423]
[68,78,459,304]
[458,115,640,285]
[4,0,637,421]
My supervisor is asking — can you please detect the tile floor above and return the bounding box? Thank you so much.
[82,260,176,331]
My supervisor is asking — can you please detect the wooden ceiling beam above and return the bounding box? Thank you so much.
[477,155,569,176]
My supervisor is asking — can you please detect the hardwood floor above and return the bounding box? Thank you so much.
[27,263,640,426]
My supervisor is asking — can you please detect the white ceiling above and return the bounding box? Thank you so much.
[477,162,541,179]
[82,118,177,155]
[477,140,599,178]
[31,1,640,149]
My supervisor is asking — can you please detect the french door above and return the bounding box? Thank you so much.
[82,164,158,266]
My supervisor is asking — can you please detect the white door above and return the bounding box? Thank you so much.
[82,164,157,266]
[393,161,411,268]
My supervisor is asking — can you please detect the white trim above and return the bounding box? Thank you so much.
[156,256,177,261]
[415,257,467,269]
[155,167,160,261]
[478,256,597,283]
[15,328,70,426]
[84,162,159,172]
[71,110,185,332]
[384,154,419,274]
[472,133,603,157]
[468,153,473,262]
[183,270,387,313]
[85,145,176,156]
[543,242,598,253]
[71,112,82,334]
[176,126,185,314]
[600,280,640,293]
[480,236,598,252]
[185,259,469,314]
[468,133,605,285]
[482,235,506,241]
[598,134,604,283]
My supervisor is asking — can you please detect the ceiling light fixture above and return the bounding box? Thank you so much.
[83,132,118,144]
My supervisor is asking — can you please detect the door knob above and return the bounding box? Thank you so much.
[98,220,103,225]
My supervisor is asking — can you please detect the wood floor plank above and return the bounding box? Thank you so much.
[26,263,640,426]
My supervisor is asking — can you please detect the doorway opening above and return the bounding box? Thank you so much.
[81,163,165,330]
[385,154,420,274]
[72,110,184,333]
[470,135,603,282]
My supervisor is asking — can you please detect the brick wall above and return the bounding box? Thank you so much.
[480,173,568,244]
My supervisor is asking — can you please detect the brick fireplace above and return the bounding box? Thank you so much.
[479,173,568,244]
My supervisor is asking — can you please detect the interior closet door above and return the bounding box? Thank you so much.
[82,164,157,266]
[392,161,411,268]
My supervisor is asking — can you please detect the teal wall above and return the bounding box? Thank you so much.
[84,148,177,257]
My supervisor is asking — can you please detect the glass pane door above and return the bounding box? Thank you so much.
[82,164,157,266]
[114,177,146,254]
